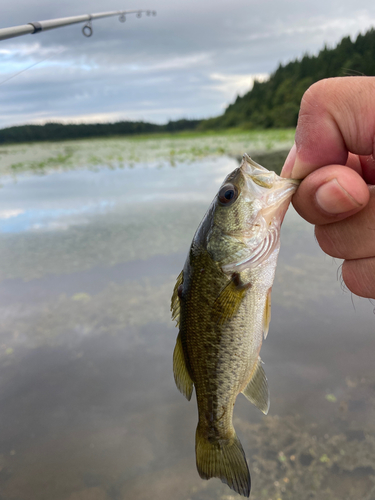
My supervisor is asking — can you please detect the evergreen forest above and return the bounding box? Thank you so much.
[201,28,375,130]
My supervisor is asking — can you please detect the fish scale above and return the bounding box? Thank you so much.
[171,154,299,497]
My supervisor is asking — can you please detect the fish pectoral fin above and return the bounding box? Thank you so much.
[263,288,272,339]
[211,275,250,325]
[171,270,183,326]
[173,333,193,401]
[242,357,270,415]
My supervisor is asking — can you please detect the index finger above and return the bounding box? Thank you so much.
[282,77,375,179]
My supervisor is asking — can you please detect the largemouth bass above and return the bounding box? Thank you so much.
[171,154,299,497]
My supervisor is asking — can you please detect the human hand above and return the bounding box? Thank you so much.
[282,77,375,299]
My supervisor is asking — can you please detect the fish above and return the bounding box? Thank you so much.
[171,154,299,497]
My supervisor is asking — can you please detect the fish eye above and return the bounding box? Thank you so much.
[218,183,238,206]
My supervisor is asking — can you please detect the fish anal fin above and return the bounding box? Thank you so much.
[263,288,272,339]
[173,333,193,401]
[195,424,251,497]
[171,270,183,326]
[242,357,269,415]
[211,274,250,325]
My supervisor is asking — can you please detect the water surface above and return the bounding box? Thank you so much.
[0,147,374,500]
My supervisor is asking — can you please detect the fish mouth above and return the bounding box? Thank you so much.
[240,153,300,225]
[220,155,299,274]
[240,153,300,190]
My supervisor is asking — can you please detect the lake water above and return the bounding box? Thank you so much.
[0,151,374,500]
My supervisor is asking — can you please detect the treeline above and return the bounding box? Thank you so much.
[201,28,375,129]
[0,119,201,145]
[1,28,375,143]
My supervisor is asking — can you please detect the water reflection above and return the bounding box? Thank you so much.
[0,158,231,233]
[0,155,374,500]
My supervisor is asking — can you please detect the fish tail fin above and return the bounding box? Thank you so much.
[195,424,251,497]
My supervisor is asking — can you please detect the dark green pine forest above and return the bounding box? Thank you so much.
[1,28,375,144]
[201,28,375,130]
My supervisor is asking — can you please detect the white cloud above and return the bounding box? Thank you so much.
[209,73,269,98]
[137,52,212,72]
[0,42,66,60]
[0,209,25,219]
[243,12,375,46]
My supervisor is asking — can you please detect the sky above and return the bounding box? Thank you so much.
[0,0,375,129]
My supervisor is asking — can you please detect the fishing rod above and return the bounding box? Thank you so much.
[0,10,157,41]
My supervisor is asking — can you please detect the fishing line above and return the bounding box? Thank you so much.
[0,10,156,86]
[0,48,65,86]
[0,9,156,87]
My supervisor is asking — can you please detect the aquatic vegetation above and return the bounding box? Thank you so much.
[235,377,375,500]
[0,129,295,178]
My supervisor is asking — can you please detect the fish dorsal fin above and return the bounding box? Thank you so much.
[211,275,251,325]
[263,288,271,340]
[173,333,193,401]
[242,357,269,415]
[171,270,183,326]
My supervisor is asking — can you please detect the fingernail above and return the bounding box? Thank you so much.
[290,156,307,179]
[281,143,296,178]
[284,145,311,180]
[291,151,315,179]
[316,178,363,214]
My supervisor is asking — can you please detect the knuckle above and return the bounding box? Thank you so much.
[342,259,375,299]
[315,225,346,258]
[299,79,330,115]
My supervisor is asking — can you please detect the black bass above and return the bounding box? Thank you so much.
[171,154,299,497]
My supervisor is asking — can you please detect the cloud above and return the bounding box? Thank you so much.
[208,73,269,99]
[0,209,25,219]
[0,0,375,127]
